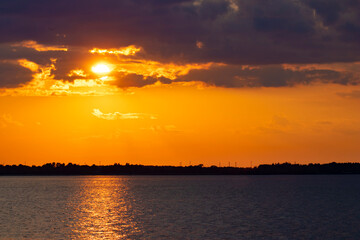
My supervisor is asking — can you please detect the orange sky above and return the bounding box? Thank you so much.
[1,81,360,166]
[1,0,360,166]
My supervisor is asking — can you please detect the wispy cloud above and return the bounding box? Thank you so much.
[92,109,157,120]
[11,40,67,52]
[337,90,360,99]
[0,114,24,128]
[146,125,184,134]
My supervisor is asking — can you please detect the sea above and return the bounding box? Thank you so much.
[0,175,360,239]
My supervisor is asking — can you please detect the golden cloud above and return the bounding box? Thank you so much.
[68,69,88,78]
[1,59,118,96]
[12,40,68,52]
[114,59,216,80]
[89,45,141,56]
[17,59,40,72]
[92,109,157,120]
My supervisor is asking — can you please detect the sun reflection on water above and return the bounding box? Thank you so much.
[69,177,140,239]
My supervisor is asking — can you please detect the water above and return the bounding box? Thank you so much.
[0,175,360,239]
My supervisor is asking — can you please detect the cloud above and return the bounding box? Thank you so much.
[176,63,359,87]
[92,109,157,120]
[337,90,360,99]
[0,0,359,65]
[110,72,171,88]
[140,125,184,134]
[271,115,290,127]
[0,114,24,127]
[0,61,33,87]
[11,40,67,52]
[1,0,360,91]
[89,45,141,56]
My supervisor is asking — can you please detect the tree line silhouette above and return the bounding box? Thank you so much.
[1,162,360,175]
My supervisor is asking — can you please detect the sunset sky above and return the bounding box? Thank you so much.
[1,0,360,166]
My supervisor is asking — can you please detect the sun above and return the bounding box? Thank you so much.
[92,63,111,74]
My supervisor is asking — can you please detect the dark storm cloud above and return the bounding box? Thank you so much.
[0,43,67,66]
[1,0,360,65]
[0,62,33,87]
[176,65,358,88]
[111,73,172,88]
[0,42,77,86]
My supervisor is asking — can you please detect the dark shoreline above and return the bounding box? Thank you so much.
[1,162,360,175]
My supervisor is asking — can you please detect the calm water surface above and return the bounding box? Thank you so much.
[0,175,360,239]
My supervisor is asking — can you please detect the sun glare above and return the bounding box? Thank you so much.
[92,64,111,74]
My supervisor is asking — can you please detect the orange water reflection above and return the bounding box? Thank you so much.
[69,177,140,239]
